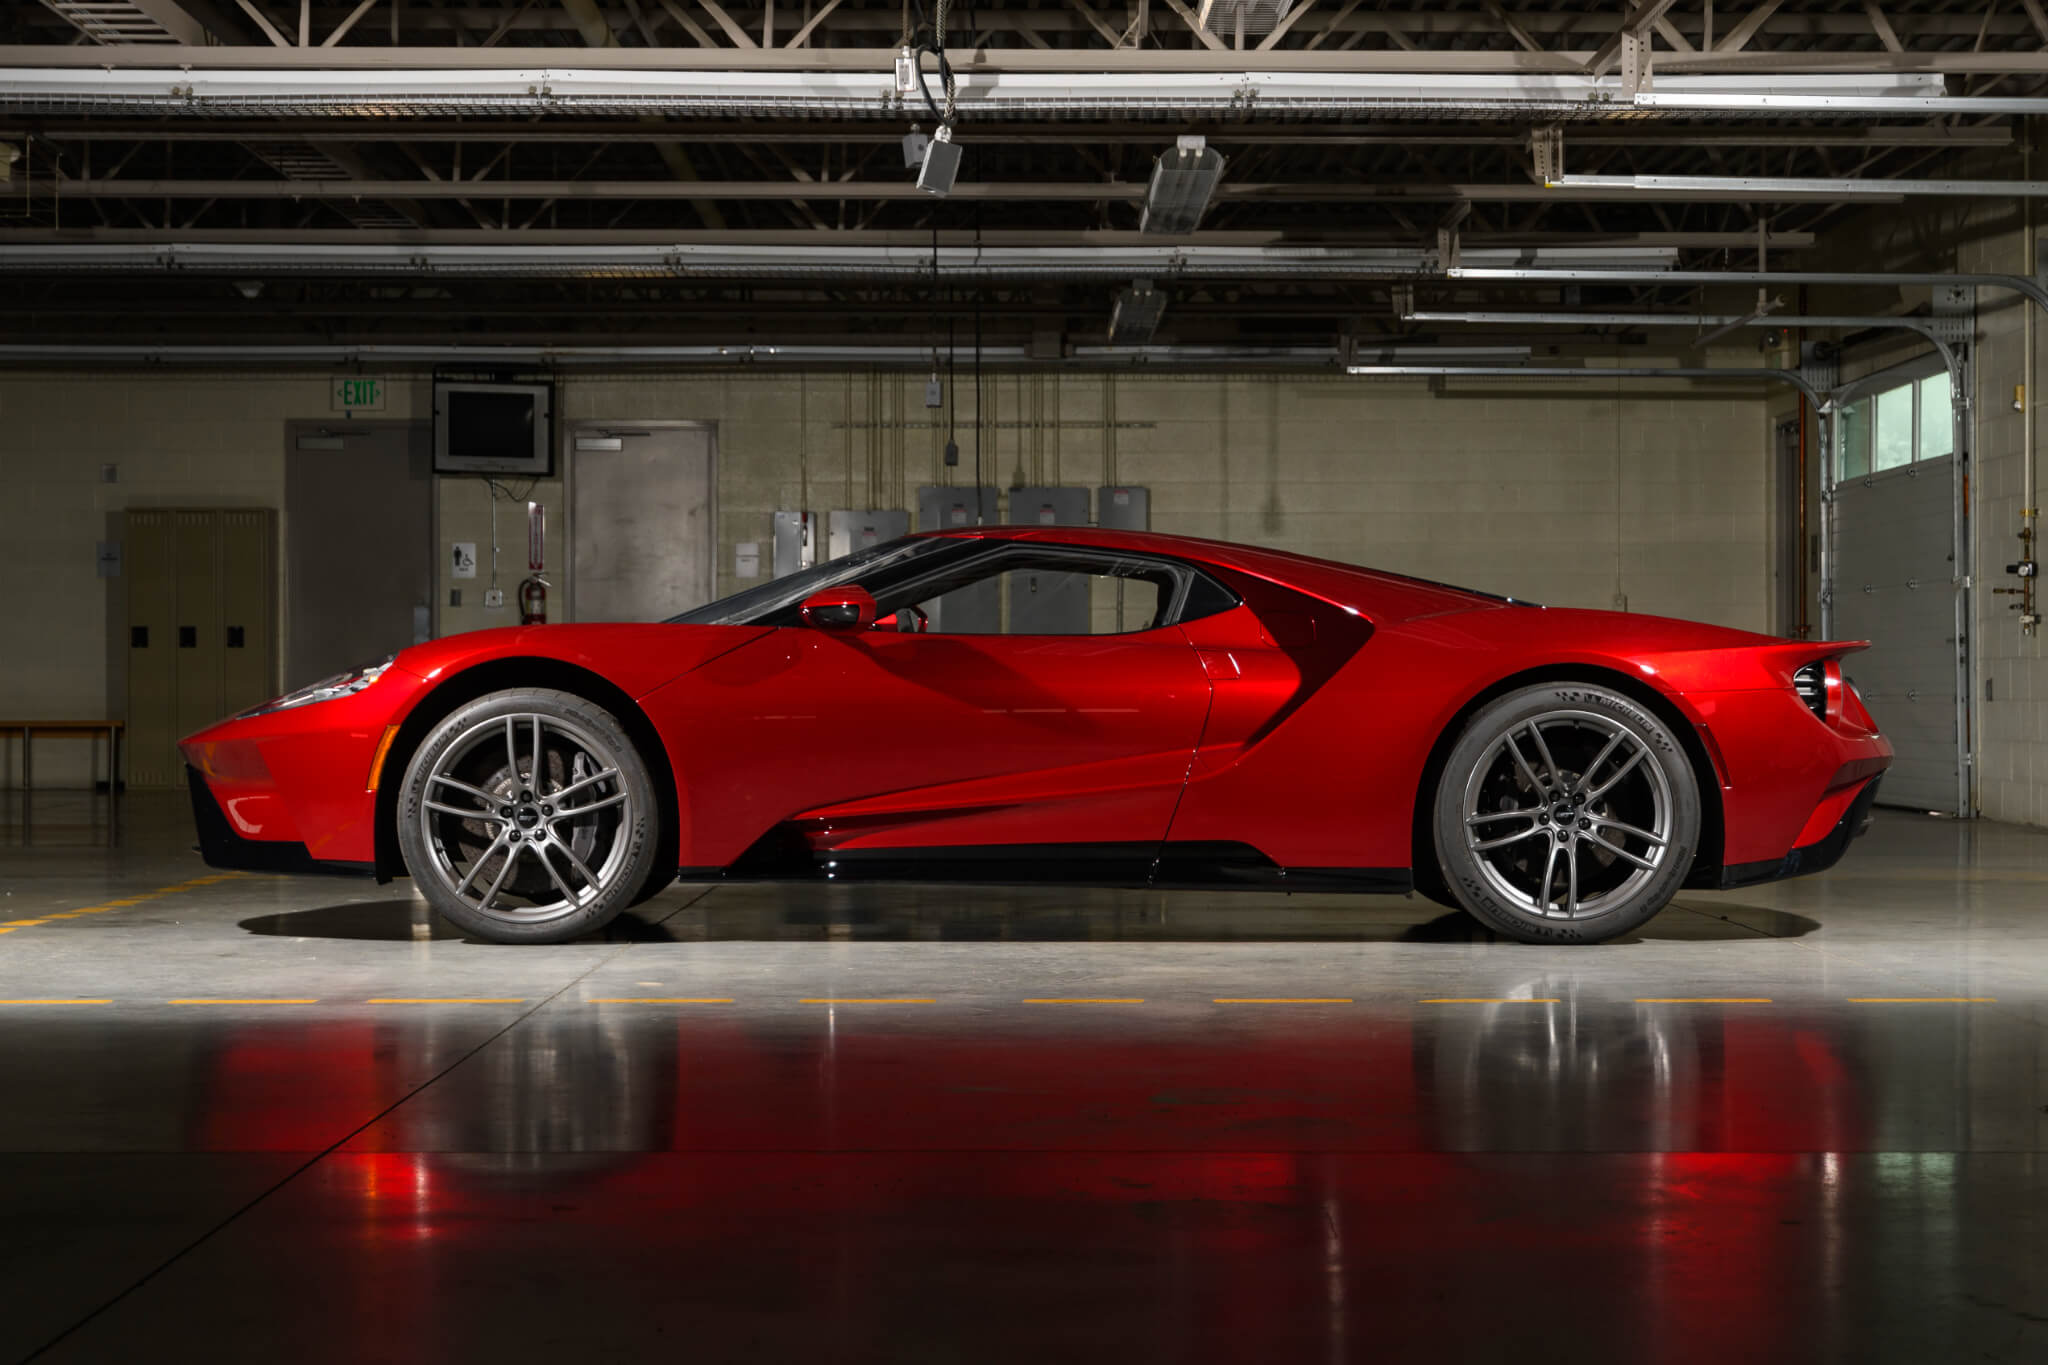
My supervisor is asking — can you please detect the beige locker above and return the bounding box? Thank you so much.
[218,510,277,719]
[124,510,180,788]
[123,508,279,787]
[173,510,224,747]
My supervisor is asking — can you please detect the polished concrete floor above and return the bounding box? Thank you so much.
[0,788,2043,1363]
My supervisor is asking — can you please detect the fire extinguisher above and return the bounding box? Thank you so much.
[519,501,548,624]
[519,574,548,625]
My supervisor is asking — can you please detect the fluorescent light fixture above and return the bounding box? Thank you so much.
[1141,136,1226,235]
[1109,280,1166,343]
[574,436,625,451]
[915,124,961,197]
[1549,172,2048,200]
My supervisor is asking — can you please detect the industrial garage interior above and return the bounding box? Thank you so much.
[2,1,2046,1360]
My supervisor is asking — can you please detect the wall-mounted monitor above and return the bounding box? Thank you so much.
[433,380,554,477]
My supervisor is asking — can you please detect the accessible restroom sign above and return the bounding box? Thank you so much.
[331,376,385,413]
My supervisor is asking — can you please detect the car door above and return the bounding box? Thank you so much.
[661,542,1218,874]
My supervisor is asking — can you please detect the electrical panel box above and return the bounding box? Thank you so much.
[827,508,910,561]
[1006,486,1092,635]
[1097,485,1151,532]
[771,510,814,578]
[916,486,1000,632]
[916,484,998,532]
[1009,486,1090,530]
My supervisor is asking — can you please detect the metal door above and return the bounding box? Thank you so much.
[285,422,434,689]
[570,424,715,622]
[1834,456,1962,812]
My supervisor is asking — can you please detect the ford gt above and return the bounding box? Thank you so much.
[179,527,1891,944]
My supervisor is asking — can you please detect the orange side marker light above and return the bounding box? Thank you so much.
[366,725,401,792]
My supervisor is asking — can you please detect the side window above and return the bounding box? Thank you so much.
[874,547,1236,637]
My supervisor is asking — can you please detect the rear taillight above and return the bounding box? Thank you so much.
[1793,661,1828,721]
[1793,658,1844,725]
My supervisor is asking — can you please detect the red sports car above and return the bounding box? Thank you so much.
[180,527,1890,945]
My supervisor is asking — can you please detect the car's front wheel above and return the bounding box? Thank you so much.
[397,688,660,944]
[1431,682,1700,944]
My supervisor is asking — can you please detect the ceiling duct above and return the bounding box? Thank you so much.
[37,1,206,45]
[242,142,416,230]
[1109,280,1167,344]
[1196,0,1293,39]
[1142,137,1226,236]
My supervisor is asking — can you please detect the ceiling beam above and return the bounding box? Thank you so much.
[2024,0,2048,47]
[1713,0,1787,55]
[1583,0,1680,77]
[228,0,291,46]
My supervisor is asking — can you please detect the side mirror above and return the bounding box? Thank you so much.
[799,585,877,632]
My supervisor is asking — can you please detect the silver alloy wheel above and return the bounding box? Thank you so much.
[417,711,636,925]
[1458,708,1675,921]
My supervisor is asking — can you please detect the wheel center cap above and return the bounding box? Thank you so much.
[516,807,540,829]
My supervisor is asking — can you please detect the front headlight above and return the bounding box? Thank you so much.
[238,658,393,718]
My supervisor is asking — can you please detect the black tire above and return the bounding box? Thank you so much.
[397,688,661,944]
[1431,682,1700,944]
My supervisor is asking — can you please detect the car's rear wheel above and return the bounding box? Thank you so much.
[1431,682,1700,944]
[397,688,659,944]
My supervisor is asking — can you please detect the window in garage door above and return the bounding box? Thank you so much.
[1830,354,1968,815]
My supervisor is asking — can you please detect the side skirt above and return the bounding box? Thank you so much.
[678,832,1411,894]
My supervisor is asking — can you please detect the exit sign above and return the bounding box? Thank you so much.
[332,376,385,412]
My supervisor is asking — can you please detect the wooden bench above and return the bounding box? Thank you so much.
[0,722,125,791]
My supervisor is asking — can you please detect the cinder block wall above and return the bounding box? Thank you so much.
[1960,234,2048,829]
[0,366,1774,786]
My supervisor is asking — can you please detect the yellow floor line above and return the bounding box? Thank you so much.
[1214,997,1354,1004]
[2,873,251,942]
[589,997,734,1004]
[170,998,318,1006]
[1023,997,1145,1004]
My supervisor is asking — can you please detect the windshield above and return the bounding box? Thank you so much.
[666,535,971,626]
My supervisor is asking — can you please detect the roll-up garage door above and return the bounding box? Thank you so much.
[1830,364,1966,814]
